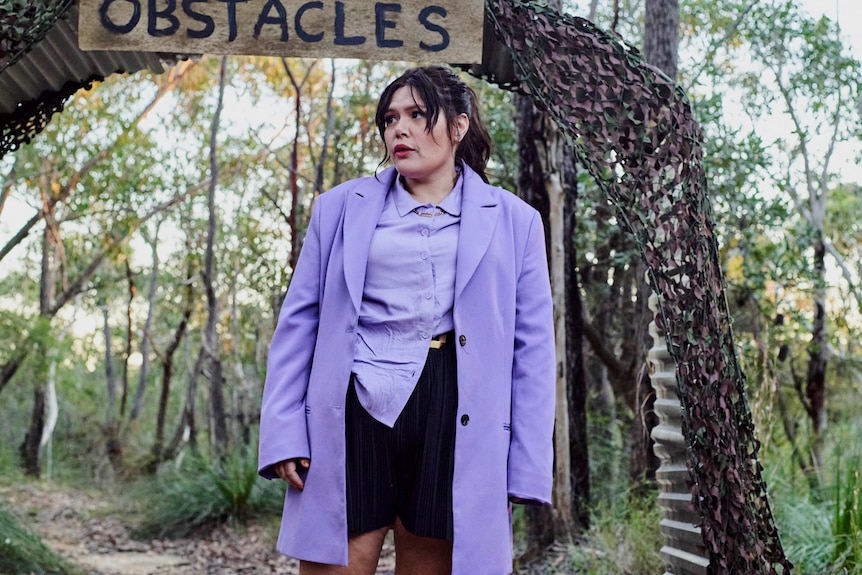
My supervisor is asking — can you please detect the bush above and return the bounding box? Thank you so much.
[569,489,664,575]
[132,447,285,539]
[0,505,82,575]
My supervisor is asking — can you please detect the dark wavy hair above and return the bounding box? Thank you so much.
[375,66,492,183]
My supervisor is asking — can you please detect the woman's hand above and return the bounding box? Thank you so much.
[274,458,311,490]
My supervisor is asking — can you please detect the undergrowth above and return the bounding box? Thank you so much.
[513,489,663,575]
[132,447,285,539]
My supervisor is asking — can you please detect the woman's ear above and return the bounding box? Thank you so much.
[455,113,470,142]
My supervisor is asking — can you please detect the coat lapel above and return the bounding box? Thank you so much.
[342,168,393,312]
[456,169,500,302]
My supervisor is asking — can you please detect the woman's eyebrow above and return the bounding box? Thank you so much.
[386,103,423,114]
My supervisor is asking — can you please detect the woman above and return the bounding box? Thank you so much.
[258,66,555,575]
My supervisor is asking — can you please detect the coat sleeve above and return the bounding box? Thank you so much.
[258,199,322,480]
[507,210,556,504]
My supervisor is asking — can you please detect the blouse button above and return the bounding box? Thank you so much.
[459,335,467,346]
[460,414,470,426]
[421,228,430,237]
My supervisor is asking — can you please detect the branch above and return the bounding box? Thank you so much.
[788,361,814,421]
[823,239,862,312]
[770,62,819,220]
[49,178,210,317]
[685,1,761,90]
[581,314,630,380]
[0,211,41,263]
[0,71,193,262]
[136,60,198,122]
[260,188,292,227]
[314,59,338,197]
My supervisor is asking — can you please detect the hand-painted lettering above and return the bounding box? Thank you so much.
[418,5,448,52]
[99,0,141,34]
[374,3,402,48]
[148,0,180,36]
[217,0,247,42]
[333,1,365,45]
[255,0,289,41]
[182,0,214,38]
[295,1,324,43]
[88,0,469,59]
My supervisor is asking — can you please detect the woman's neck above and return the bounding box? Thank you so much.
[402,170,458,205]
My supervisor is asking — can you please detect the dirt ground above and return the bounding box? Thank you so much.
[0,481,396,575]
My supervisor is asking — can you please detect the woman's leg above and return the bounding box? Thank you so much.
[393,517,452,575]
[299,526,390,575]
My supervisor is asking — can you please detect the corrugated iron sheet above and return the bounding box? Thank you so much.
[0,3,172,114]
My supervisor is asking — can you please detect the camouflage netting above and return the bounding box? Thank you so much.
[0,77,99,158]
[470,0,793,573]
[0,0,79,158]
[0,0,74,73]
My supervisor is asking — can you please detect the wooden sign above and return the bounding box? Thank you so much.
[78,0,483,63]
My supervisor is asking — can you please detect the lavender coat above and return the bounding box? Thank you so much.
[258,165,556,575]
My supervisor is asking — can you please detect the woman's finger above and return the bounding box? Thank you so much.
[279,459,308,490]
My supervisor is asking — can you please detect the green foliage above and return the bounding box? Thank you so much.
[833,459,862,571]
[764,419,862,575]
[132,448,285,539]
[774,490,834,574]
[573,491,664,575]
[518,491,665,575]
[0,505,82,575]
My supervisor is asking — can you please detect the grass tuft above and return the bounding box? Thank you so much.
[0,505,83,575]
[132,447,285,539]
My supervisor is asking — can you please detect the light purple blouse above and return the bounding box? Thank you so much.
[350,173,463,426]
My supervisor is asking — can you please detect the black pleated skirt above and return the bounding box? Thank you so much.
[345,336,458,540]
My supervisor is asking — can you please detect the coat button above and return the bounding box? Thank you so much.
[460,414,470,426]
[459,335,467,346]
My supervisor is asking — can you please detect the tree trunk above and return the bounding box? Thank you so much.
[515,88,576,551]
[283,59,315,272]
[21,214,58,477]
[121,257,135,417]
[130,224,161,422]
[563,152,590,531]
[204,57,229,451]
[644,0,679,80]
[20,382,46,476]
[545,136,574,539]
[103,306,123,472]
[149,263,193,471]
[515,94,554,555]
[806,235,827,468]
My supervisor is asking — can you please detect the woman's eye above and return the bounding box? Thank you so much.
[411,110,425,119]
[384,115,396,126]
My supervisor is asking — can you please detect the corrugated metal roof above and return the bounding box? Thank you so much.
[0,3,174,114]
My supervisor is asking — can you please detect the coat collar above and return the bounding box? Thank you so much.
[342,165,500,312]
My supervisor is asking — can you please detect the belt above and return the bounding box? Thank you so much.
[429,332,450,349]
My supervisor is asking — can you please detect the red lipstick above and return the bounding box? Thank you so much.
[393,144,413,158]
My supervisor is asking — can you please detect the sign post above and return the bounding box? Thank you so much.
[78,0,483,63]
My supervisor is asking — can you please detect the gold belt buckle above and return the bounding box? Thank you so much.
[429,333,448,349]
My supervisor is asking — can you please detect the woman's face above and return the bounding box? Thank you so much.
[382,86,467,186]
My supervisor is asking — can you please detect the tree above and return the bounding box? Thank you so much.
[736,0,862,472]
